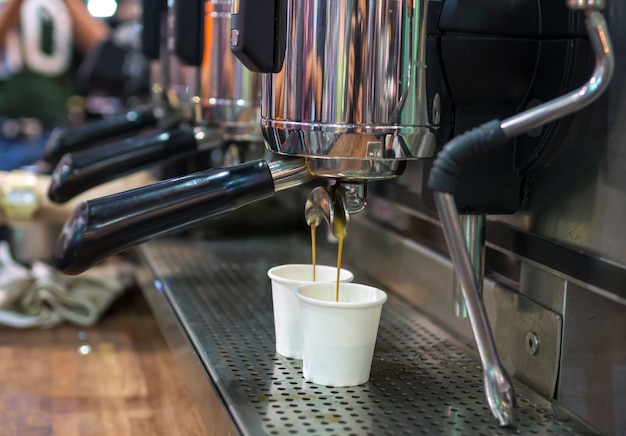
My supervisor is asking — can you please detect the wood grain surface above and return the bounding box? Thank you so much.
[0,287,207,436]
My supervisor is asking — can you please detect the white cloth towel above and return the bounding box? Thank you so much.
[0,241,134,328]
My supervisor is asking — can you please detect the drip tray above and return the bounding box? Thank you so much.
[136,236,598,435]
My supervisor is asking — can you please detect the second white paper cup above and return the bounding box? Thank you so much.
[296,282,387,387]
[267,264,354,359]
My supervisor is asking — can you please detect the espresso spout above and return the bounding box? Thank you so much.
[305,186,347,239]
[304,182,367,239]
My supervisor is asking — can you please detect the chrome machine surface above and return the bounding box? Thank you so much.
[261,0,441,179]
[168,0,262,141]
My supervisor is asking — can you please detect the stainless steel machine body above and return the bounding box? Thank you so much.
[48,0,625,433]
[168,0,262,141]
[262,0,440,180]
[202,0,262,141]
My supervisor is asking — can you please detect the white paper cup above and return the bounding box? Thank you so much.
[296,282,387,387]
[267,264,354,359]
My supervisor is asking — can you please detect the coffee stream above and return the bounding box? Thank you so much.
[310,214,347,302]
[311,225,317,281]
[333,218,346,302]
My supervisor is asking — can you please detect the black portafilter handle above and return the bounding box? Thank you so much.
[47,127,223,204]
[51,158,311,275]
[44,107,161,165]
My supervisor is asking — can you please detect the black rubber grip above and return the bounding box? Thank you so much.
[51,160,276,275]
[428,120,507,193]
[48,128,201,204]
[44,108,160,165]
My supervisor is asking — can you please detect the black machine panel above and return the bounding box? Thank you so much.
[422,0,592,214]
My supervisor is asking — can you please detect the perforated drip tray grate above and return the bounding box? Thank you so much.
[138,236,598,435]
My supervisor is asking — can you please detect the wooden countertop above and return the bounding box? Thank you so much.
[0,287,207,435]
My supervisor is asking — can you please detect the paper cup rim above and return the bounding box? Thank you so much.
[267,264,354,285]
[296,282,387,309]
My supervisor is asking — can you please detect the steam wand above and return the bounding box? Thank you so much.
[451,215,485,318]
[428,1,614,427]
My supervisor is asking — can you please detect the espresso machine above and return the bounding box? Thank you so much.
[48,0,624,434]
[46,0,263,204]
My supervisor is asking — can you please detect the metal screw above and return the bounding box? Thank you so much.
[525,332,540,355]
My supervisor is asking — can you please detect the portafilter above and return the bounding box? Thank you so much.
[50,0,439,273]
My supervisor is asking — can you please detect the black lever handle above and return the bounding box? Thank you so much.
[141,0,168,60]
[48,127,221,204]
[230,0,287,73]
[174,0,205,66]
[51,160,276,275]
[43,107,161,165]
